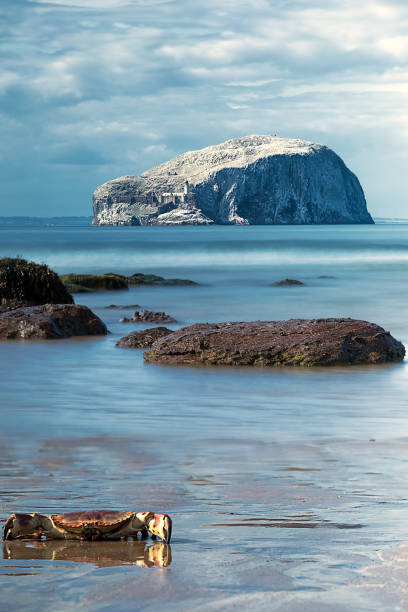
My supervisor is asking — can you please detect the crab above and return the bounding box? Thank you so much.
[3,510,172,543]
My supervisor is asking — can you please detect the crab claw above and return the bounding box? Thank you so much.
[3,513,43,540]
[137,513,172,543]
[154,514,172,543]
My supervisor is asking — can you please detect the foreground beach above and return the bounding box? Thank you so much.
[1,224,408,610]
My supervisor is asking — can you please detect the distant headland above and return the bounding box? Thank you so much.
[92,135,373,226]
[0,217,92,227]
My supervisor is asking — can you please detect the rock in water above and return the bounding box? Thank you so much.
[93,135,373,226]
[0,304,107,340]
[116,327,173,348]
[0,257,74,311]
[272,279,305,287]
[144,319,404,366]
[60,273,128,292]
[121,310,176,324]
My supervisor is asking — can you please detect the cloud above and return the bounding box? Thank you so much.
[49,144,108,165]
[1,0,408,215]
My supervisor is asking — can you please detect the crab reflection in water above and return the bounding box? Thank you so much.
[3,539,172,568]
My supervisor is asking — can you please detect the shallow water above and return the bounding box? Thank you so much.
[1,224,408,611]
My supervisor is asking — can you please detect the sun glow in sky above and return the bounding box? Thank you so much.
[1,0,408,216]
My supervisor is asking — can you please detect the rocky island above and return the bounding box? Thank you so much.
[93,135,373,226]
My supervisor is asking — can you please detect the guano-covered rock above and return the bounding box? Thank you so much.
[93,135,373,226]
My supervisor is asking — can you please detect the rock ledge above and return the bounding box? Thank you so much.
[144,318,404,367]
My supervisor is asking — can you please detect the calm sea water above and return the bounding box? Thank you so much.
[1,224,408,611]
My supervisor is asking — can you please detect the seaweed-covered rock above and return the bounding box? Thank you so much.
[60,272,197,292]
[116,326,173,348]
[0,304,107,340]
[144,318,405,367]
[0,257,74,311]
[60,273,128,291]
[127,273,197,286]
[63,283,93,294]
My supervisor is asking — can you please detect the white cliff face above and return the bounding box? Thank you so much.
[92,135,373,225]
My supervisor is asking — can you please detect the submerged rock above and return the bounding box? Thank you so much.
[121,310,176,324]
[93,134,373,226]
[0,257,74,311]
[116,326,173,348]
[0,304,107,340]
[272,279,305,287]
[144,318,405,367]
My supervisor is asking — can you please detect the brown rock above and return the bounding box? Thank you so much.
[116,326,173,348]
[0,304,107,340]
[121,310,176,324]
[272,279,305,286]
[144,318,405,367]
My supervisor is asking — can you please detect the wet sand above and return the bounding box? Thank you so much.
[2,430,408,611]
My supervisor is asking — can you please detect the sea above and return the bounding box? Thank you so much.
[1,222,408,611]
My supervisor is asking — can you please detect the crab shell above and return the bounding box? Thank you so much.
[51,511,134,536]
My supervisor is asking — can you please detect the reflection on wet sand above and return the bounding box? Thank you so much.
[206,514,364,529]
[3,540,172,568]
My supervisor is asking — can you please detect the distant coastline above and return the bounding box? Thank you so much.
[0,216,93,227]
[0,216,407,227]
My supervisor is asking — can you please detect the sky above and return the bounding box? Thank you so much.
[1,0,408,217]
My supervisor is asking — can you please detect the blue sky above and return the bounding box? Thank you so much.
[1,0,408,217]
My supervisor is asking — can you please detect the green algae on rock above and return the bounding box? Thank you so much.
[60,273,128,291]
[144,318,405,367]
[61,272,197,292]
[127,273,197,286]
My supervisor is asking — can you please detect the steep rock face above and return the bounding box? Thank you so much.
[93,135,373,226]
